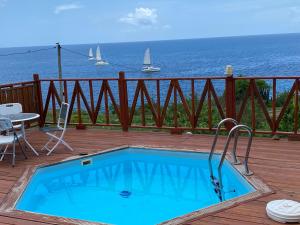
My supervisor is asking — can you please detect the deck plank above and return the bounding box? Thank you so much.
[0,128,299,224]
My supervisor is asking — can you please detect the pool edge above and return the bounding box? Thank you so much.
[0,145,274,225]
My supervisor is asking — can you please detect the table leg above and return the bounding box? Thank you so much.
[22,122,39,156]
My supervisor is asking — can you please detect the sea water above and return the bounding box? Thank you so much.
[1,33,300,101]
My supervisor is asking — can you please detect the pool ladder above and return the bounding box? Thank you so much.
[208,118,253,201]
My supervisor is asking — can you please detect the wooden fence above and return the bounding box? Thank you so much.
[0,80,39,114]
[2,73,300,135]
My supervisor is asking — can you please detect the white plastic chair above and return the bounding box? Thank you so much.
[41,102,73,155]
[0,103,23,129]
[0,103,22,114]
[0,118,27,166]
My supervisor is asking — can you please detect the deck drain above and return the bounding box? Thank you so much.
[120,190,131,198]
[79,153,89,156]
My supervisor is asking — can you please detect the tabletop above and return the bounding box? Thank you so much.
[0,113,40,123]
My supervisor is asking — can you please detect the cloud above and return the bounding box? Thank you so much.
[120,7,158,26]
[54,3,82,14]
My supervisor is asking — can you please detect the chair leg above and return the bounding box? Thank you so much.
[0,145,4,157]
[17,138,27,159]
[44,131,74,155]
[42,136,55,151]
[46,140,61,156]
[12,141,16,167]
[0,145,9,161]
[61,139,74,151]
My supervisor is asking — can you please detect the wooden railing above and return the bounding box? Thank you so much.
[124,77,226,131]
[234,76,300,135]
[0,80,39,114]
[2,73,300,135]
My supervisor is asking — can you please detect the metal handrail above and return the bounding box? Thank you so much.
[217,124,253,190]
[208,118,238,181]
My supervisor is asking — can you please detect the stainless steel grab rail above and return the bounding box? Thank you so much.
[208,118,238,181]
[217,124,253,190]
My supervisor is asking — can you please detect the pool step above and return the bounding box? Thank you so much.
[81,158,92,166]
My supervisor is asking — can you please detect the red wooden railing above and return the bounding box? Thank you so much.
[234,76,300,135]
[0,80,39,114]
[2,73,300,135]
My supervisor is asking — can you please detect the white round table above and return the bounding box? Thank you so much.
[0,113,40,156]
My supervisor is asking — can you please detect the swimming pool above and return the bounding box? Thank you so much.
[16,147,255,225]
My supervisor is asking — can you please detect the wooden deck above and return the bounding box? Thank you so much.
[0,128,299,225]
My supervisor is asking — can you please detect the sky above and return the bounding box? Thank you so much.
[1,0,300,47]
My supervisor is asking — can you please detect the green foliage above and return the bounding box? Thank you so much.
[235,79,250,103]
[44,79,300,136]
[279,104,294,131]
[256,80,270,104]
[235,78,270,104]
[276,91,289,107]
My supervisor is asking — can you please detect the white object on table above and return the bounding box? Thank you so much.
[0,113,40,156]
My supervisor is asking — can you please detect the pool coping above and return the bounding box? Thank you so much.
[0,145,274,225]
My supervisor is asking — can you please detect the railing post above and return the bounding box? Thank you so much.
[225,65,236,130]
[33,74,45,127]
[118,71,129,131]
[75,81,86,130]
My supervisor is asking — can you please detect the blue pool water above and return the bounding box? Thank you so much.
[16,148,254,225]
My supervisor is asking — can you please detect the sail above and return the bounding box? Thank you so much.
[96,46,102,61]
[89,48,93,58]
[143,48,151,65]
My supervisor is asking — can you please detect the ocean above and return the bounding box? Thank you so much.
[1,33,300,101]
[1,33,300,84]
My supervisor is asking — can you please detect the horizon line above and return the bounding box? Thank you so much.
[1,31,300,49]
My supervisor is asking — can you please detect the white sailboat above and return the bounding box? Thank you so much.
[88,48,94,60]
[95,45,109,66]
[142,48,160,72]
